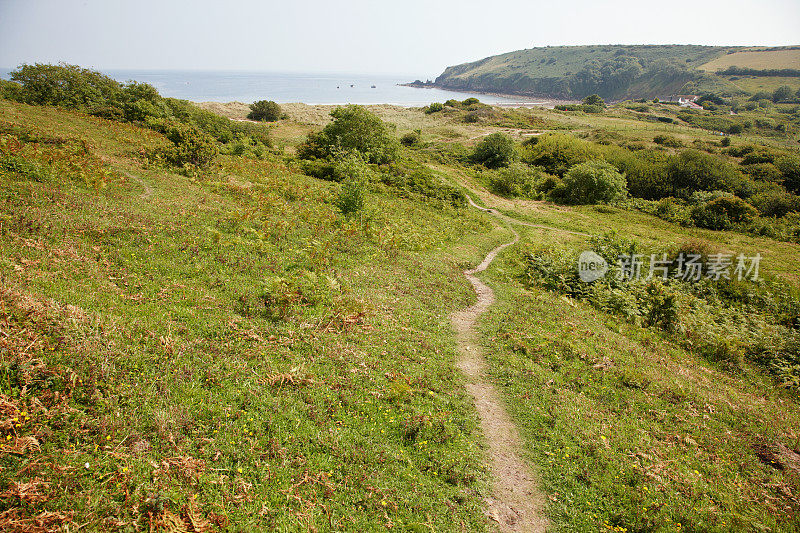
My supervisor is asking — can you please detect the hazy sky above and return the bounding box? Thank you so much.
[1,0,799,77]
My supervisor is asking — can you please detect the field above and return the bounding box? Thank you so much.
[700,48,800,72]
[2,83,800,531]
[723,75,800,95]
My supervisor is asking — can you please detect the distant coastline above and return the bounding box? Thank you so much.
[399,80,578,109]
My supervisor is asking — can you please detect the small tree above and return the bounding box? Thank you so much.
[425,102,444,114]
[472,133,515,169]
[160,122,219,168]
[298,105,399,164]
[772,85,794,103]
[562,160,627,204]
[332,152,372,217]
[582,94,605,107]
[248,100,282,122]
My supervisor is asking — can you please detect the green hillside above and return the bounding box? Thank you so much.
[433,45,743,100]
[2,64,800,531]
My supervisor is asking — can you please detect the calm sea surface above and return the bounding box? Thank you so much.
[1,69,532,106]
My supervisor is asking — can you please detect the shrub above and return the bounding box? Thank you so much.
[461,98,480,106]
[0,79,24,101]
[665,150,747,198]
[750,189,800,217]
[299,158,335,181]
[9,63,122,108]
[380,159,466,206]
[331,152,373,217]
[561,160,628,204]
[654,197,691,225]
[642,281,679,331]
[582,94,605,106]
[400,130,421,146]
[444,99,461,107]
[772,85,794,103]
[521,133,600,176]
[298,105,399,164]
[691,195,758,230]
[425,102,444,114]
[653,134,683,148]
[88,105,124,121]
[471,133,515,168]
[485,163,545,198]
[157,121,219,168]
[740,163,783,183]
[248,100,282,122]
[775,154,800,193]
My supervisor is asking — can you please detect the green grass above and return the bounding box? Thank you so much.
[699,49,800,72]
[0,99,512,530]
[472,218,800,531]
[2,93,800,532]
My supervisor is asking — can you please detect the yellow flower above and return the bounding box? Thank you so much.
[237,467,243,474]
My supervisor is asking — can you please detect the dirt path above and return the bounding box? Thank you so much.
[466,196,589,237]
[452,220,549,532]
[119,169,154,200]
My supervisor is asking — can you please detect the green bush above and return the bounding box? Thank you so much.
[425,102,444,114]
[691,195,758,230]
[0,79,24,101]
[461,98,480,106]
[9,63,122,108]
[560,160,628,204]
[642,281,679,331]
[521,133,601,176]
[484,163,546,198]
[750,189,800,217]
[380,159,466,206]
[665,150,748,198]
[444,99,461,107]
[653,134,683,148]
[775,154,800,193]
[298,105,399,164]
[471,133,515,168]
[156,121,219,168]
[248,100,282,122]
[654,197,691,225]
[333,153,371,217]
[582,94,606,106]
[299,158,335,181]
[400,130,421,146]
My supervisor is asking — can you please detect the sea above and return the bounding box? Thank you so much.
[0,69,535,106]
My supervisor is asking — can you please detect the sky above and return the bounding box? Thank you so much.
[1,0,799,78]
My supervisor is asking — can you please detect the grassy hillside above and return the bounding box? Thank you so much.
[434,45,736,100]
[2,64,800,530]
[700,48,800,72]
[432,45,800,101]
[0,99,508,531]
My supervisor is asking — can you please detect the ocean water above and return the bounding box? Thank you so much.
[1,68,530,106]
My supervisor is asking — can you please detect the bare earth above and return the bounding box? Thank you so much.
[451,210,548,532]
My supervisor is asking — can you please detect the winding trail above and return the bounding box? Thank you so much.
[466,196,589,237]
[119,169,154,200]
[451,198,550,532]
[453,192,589,531]
[452,220,548,532]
